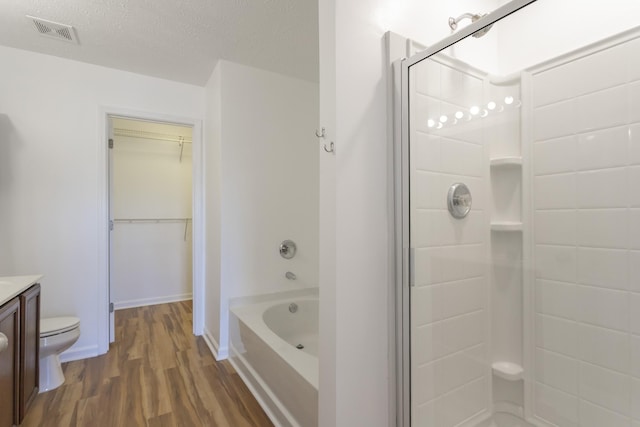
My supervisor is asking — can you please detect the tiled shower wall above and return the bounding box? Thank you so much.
[532,35,640,426]
[410,56,490,426]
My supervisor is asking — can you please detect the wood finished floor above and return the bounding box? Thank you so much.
[22,301,273,427]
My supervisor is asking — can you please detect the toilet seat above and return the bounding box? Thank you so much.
[41,317,80,338]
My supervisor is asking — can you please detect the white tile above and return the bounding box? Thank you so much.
[414,361,436,404]
[535,211,576,246]
[413,324,436,366]
[630,210,640,250]
[534,136,577,175]
[412,171,441,210]
[437,310,485,359]
[577,248,629,290]
[579,400,632,427]
[411,285,436,326]
[434,345,485,396]
[633,378,640,420]
[433,277,485,321]
[579,323,630,373]
[534,382,579,427]
[441,66,483,106]
[412,93,441,134]
[631,124,640,165]
[413,245,485,286]
[631,335,640,379]
[415,59,441,98]
[627,38,640,83]
[412,210,441,248]
[536,279,577,320]
[534,100,576,141]
[533,62,578,107]
[577,168,627,209]
[577,126,629,171]
[630,82,640,124]
[535,245,576,283]
[577,285,629,331]
[535,348,578,394]
[572,43,628,97]
[534,174,576,210]
[580,362,631,416]
[435,376,488,427]
[414,401,436,426]
[576,85,627,133]
[631,293,640,335]
[440,138,483,177]
[630,168,640,208]
[631,251,640,293]
[577,209,628,249]
[536,314,579,357]
[412,133,441,172]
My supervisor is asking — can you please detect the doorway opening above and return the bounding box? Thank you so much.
[98,109,204,351]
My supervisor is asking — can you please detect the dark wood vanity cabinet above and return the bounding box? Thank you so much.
[0,297,20,427]
[19,284,40,422]
[0,283,40,427]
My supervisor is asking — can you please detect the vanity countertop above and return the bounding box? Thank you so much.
[0,275,43,306]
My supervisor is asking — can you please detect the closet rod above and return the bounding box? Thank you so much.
[113,218,192,223]
[113,129,192,144]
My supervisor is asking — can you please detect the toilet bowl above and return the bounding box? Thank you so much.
[39,316,80,392]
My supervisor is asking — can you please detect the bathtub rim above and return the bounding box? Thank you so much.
[230,295,319,389]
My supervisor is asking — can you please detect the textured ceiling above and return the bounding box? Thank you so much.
[0,0,318,86]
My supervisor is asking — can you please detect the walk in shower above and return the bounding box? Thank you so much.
[396,0,640,425]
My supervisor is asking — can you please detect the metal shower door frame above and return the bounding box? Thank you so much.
[393,0,537,425]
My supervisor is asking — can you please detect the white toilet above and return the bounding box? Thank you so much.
[39,316,80,392]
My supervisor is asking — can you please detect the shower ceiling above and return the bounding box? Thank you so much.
[0,0,319,85]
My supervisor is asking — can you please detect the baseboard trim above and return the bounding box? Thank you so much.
[202,327,228,361]
[60,345,99,363]
[114,293,192,310]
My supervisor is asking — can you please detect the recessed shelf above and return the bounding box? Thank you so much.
[491,222,523,231]
[490,156,522,167]
[492,362,524,381]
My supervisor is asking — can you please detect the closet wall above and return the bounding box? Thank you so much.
[111,118,193,309]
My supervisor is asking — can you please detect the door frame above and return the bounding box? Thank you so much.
[393,0,537,424]
[97,106,204,354]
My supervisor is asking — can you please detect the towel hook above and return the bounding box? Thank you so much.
[315,127,335,154]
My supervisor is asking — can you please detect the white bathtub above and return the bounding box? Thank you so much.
[229,295,318,427]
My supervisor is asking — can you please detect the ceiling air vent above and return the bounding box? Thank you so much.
[26,16,78,44]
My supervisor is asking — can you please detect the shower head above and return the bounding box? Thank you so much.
[448,12,493,38]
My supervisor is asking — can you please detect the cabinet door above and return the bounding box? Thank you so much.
[20,284,40,422]
[0,297,20,427]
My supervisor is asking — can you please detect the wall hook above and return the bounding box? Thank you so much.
[324,141,335,153]
[315,127,326,138]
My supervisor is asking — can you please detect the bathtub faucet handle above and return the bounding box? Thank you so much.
[285,271,297,280]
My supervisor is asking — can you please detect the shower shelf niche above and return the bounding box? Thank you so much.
[490,221,522,232]
[491,361,524,381]
[490,156,522,168]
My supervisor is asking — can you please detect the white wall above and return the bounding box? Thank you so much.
[497,0,640,74]
[204,60,319,358]
[0,45,204,360]
[111,119,193,309]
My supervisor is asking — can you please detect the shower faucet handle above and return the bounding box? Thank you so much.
[279,240,297,259]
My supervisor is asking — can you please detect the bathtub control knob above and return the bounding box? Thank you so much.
[289,303,298,313]
[279,240,297,259]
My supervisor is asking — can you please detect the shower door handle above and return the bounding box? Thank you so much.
[409,247,415,287]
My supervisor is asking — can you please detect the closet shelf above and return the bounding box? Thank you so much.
[490,222,523,231]
[490,156,522,167]
[492,362,524,381]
